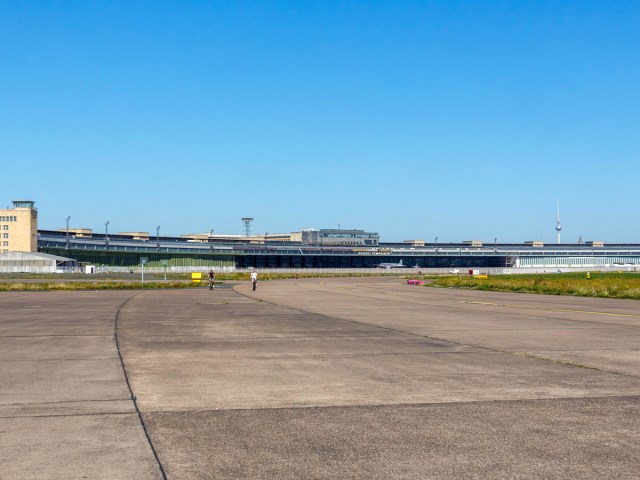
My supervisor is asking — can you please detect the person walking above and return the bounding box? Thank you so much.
[208,269,215,290]
[251,269,258,291]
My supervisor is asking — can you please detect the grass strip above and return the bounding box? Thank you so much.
[0,272,399,290]
[165,272,390,281]
[426,273,640,300]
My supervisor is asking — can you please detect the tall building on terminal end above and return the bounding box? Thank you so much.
[0,200,38,253]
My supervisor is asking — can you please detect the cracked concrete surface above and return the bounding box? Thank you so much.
[2,278,640,479]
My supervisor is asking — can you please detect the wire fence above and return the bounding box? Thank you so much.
[93,266,638,275]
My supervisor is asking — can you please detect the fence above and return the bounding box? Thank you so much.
[94,265,638,275]
[0,266,76,274]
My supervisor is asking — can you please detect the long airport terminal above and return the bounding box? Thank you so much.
[1,199,640,272]
[3,199,640,480]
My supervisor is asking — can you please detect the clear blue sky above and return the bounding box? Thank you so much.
[1,1,638,243]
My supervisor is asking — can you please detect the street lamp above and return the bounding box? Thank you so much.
[105,221,109,250]
[65,216,71,250]
[156,226,160,251]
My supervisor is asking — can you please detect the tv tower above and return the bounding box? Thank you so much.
[555,201,562,244]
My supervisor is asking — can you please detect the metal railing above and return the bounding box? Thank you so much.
[93,266,638,275]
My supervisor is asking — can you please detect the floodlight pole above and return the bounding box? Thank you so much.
[141,257,149,284]
[156,226,160,252]
[65,216,71,249]
[105,221,109,250]
[209,229,213,253]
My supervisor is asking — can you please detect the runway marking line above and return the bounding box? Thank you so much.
[460,301,640,319]
[237,285,640,380]
[295,282,640,320]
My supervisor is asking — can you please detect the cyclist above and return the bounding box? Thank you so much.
[208,269,215,290]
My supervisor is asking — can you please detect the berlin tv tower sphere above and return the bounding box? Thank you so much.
[556,221,562,232]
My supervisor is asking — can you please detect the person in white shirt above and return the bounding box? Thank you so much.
[250,269,258,291]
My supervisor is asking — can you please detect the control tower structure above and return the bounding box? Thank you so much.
[241,217,254,237]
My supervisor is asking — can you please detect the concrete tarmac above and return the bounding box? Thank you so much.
[0,291,160,479]
[2,278,640,479]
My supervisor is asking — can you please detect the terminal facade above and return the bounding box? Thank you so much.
[38,230,640,271]
[2,200,640,271]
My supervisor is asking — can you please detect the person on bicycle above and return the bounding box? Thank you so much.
[208,269,215,290]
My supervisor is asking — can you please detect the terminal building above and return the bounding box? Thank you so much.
[2,199,640,272]
[37,230,640,271]
[301,229,380,247]
[0,200,38,253]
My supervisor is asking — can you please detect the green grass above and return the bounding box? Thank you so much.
[425,272,640,300]
[165,272,389,281]
[6,271,638,298]
[0,271,387,291]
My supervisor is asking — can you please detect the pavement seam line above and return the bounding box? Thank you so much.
[140,393,640,415]
[1,398,131,406]
[517,351,640,378]
[8,357,120,362]
[235,284,640,381]
[305,281,640,312]
[121,351,481,361]
[0,334,115,338]
[296,282,640,328]
[114,292,169,480]
[0,412,139,419]
[459,300,640,319]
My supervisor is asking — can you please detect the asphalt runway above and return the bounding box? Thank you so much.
[2,278,639,479]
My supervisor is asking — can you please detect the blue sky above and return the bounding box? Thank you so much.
[1,1,638,243]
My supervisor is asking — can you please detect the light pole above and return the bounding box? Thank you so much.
[65,216,71,250]
[435,236,438,252]
[209,229,213,253]
[141,257,148,284]
[156,226,160,252]
[105,221,109,250]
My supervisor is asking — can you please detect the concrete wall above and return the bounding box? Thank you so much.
[0,265,66,273]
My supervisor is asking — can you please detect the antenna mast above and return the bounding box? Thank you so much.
[555,201,562,244]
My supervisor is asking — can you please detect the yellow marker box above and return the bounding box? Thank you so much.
[191,272,202,284]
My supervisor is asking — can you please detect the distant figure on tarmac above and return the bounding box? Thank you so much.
[251,269,258,291]
[209,269,215,290]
